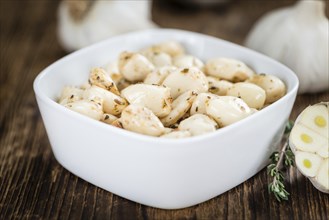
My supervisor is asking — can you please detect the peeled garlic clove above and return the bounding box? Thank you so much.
[162,67,208,99]
[80,82,91,90]
[190,92,219,115]
[116,78,132,91]
[156,41,185,57]
[83,85,128,115]
[289,102,329,193]
[101,113,118,125]
[247,74,286,104]
[120,105,165,137]
[141,51,172,67]
[118,51,155,82]
[161,91,198,127]
[250,108,259,114]
[227,82,266,109]
[163,127,174,134]
[64,99,103,120]
[173,54,204,70]
[144,66,177,85]
[206,96,252,127]
[207,76,233,96]
[105,61,122,84]
[142,41,185,57]
[121,84,172,117]
[111,119,123,129]
[89,67,120,95]
[205,57,255,82]
[161,130,192,139]
[312,159,329,193]
[178,114,218,136]
[58,86,84,105]
[295,151,322,177]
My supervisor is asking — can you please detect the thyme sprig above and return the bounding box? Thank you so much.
[267,121,295,202]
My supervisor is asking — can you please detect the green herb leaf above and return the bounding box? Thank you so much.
[267,121,295,202]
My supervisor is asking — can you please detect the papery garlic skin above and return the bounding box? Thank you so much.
[58,0,158,52]
[245,0,329,94]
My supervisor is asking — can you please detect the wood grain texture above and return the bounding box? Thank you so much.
[0,0,328,219]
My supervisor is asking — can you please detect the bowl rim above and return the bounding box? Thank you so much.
[33,28,299,144]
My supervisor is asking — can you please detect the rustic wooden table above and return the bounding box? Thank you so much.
[1,0,328,219]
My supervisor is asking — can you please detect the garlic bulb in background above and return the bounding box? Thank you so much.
[58,0,158,52]
[245,0,329,94]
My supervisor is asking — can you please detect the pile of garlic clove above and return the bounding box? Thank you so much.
[289,102,329,193]
[58,41,287,138]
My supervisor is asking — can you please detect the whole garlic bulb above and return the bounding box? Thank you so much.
[245,0,329,94]
[58,0,158,52]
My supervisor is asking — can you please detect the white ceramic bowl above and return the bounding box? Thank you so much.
[34,29,298,209]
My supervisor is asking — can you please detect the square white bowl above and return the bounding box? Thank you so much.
[34,29,298,209]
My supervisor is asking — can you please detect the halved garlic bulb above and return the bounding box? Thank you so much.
[295,151,322,177]
[313,159,329,192]
[289,102,329,193]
